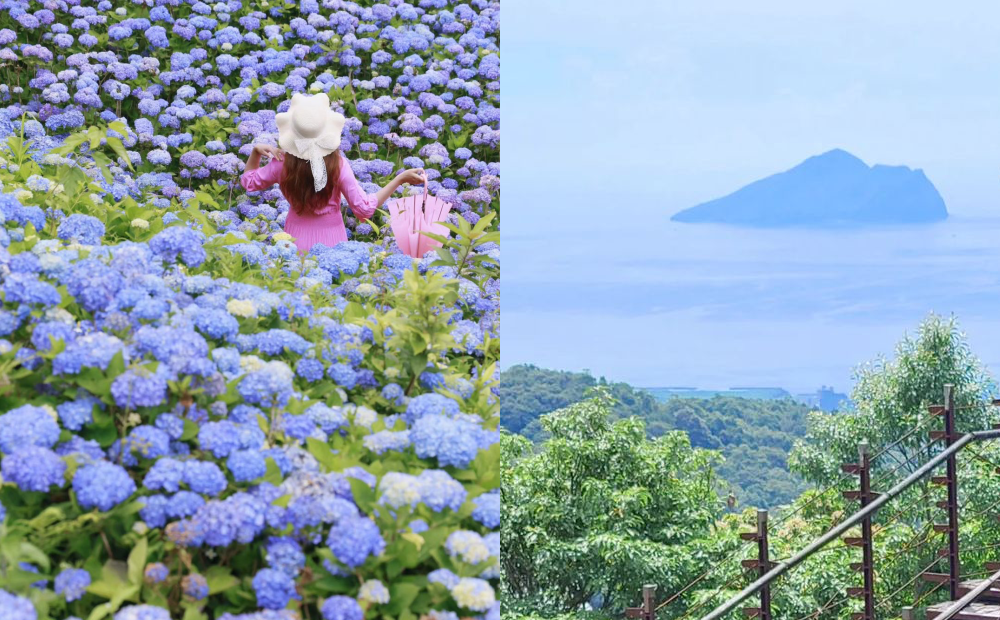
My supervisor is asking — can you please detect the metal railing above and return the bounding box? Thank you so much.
[701,428,1000,620]
[627,386,1000,620]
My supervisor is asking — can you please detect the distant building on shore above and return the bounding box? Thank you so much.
[794,385,850,412]
[642,386,792,401]
[642,385,850,411]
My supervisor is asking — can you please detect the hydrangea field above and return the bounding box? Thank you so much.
[0,0,499,618]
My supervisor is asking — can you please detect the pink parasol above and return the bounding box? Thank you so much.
[386,172,452,258]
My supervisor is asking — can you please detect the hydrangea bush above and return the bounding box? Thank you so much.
[0,0,500,618]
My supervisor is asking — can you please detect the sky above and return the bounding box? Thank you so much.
[504,2,1000,391]
[506,1,1000,227]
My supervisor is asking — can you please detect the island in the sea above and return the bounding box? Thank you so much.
[671,148,948,226]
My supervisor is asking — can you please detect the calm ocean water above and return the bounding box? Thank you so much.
[504,215,1000,393]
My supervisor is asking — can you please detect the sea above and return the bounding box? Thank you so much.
[503,214,1000,395]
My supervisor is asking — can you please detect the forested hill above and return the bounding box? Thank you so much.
[499,364,813,508]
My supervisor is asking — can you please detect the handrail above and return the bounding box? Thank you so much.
[932,566,1000,620]
[700,428,1000,620]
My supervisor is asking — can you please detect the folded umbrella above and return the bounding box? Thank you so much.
[387,173,453,258]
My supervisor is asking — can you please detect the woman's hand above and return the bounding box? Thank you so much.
[254,144,284,161]
[396,168,425,185]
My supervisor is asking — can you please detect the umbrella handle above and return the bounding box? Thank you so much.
[417,172,429,232]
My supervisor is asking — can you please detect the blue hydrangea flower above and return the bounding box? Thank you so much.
[238,361,294,407]
[182,574,209,600]
[1,273,61,306]
[417,469,467,512]
[167,491,206,519]
[227,449,267,482]
[472,491,500,528]
[296,358,325,381]
[326,515,385,568]
[144,457,185,493]
[74,461,136,511]
[67,258,124,312]
[409,414,482,468]
[191,492,268,547]
[149,226,206,267]
[55,568,91,602]
[182,460,227,496]
[253,567,300,609]
[57,214,105,245]
[144,563,169,584]
[52,333,125,375]
[2,446,66,492]
[404,393,461,425]
[321,595,364,620]
[265,536,305,578]
[111,368,168,409]
[198,420,243,458]
[120,425,171,464]
[428,568,460,589]
[57,397,99,431]
[0,589,36,619]
[0,404,61,452]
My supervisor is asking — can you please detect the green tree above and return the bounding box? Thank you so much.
[501,387,724,616]
[789,313,995,487]
[785,314,1000,610]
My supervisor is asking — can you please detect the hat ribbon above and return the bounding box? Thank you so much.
[295,135,340,193]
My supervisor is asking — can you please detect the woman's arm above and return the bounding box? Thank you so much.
[339,154,426,220]
[240,144,284,191]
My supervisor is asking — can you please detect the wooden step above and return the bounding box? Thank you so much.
[927,602,1000,620]
[959,579,1000,603]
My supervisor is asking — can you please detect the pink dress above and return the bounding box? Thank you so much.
[240,152,379,254]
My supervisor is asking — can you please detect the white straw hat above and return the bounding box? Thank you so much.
[275,93,346,192]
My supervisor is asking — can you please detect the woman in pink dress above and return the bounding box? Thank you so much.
[240,93,425,254]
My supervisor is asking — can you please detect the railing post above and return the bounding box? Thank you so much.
[739,510,773,620]
[901,606,916,620]
[943,384,961,599]
[859,443,876,620]
[626,585,657,620]
[642,584,656,620]
[843,441,876,620]
[757,510,772,620]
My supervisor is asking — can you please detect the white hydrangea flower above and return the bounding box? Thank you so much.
[227,298,257,318]
[240,355,265,373]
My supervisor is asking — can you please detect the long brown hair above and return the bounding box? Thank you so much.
[280,150,341,214]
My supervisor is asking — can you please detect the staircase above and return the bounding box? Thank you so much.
[925,564,1000,620]
[626,387,1000,620]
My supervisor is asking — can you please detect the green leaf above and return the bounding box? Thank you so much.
[106,350,126,379]
[87,126,104,150]
[386,582,422,615]
[348,476,377,513]
[127,537,148,586]
[105,136,133,170]
[205,565,238,594]
[263,457,283,485]
[182,606,209,620]
[180,419,199,441]
[17,541,50,571]
[306,437,339,472]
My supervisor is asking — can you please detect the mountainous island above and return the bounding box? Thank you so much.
[671,148,948,226]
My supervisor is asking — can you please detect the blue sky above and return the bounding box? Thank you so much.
[506,1,1000,228]
[504,2,1000,391]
